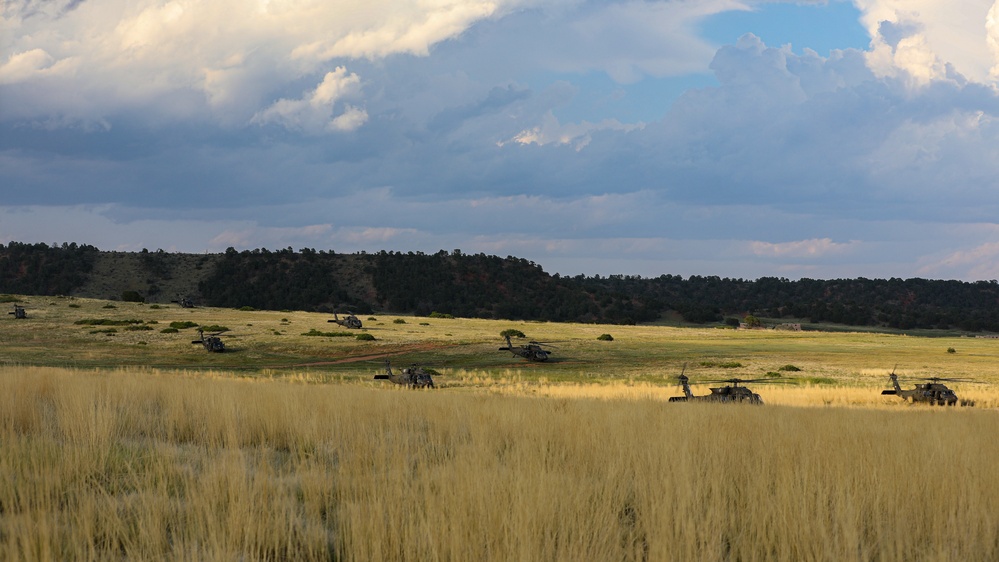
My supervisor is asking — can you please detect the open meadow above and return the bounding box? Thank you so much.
[3,295,999,560]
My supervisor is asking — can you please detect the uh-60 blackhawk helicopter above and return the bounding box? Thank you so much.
[373,360,435,388]
[191,329,226,352]
[328,311,362,329]
[881,367,974,406]
[8,304,26,319]
[668,366,769,404]
[499,334,555,362]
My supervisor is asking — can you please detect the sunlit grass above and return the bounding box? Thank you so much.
[3,366,999,561]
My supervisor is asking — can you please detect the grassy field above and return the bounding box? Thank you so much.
[3,295,999,560]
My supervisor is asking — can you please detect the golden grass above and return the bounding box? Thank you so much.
[4,366,999,561]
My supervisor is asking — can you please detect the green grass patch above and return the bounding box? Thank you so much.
[597,334,614,341]
[200,325,229,333]
[799,376,837,385]
[169,321,199,330]
[356,333,376,341]
[160,328,179,334]
[778,364,802,372]
[125,325,153,331]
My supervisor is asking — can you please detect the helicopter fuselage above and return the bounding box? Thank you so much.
[882,374,959,405]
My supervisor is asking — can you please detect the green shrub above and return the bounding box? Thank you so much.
[501,329,526,338]
[68,303,81,308]
[75,318,143,326]
[239,306,256,312]
[200,325,229,333]
[125,325,153,331]
[121,290,144,303]
[597,334,614,341]
[301,329,353,337]
[102,304,117,309]
[169,321,199,330]
[393,318,406,324]
[149,304,162,309]
[947,347,956,354]
[356,333,376,341]
[89,328,118,334]
[160,328,179,334]
[778,364,802,372]
[429,312,454,319]
[419,322,430,326]
[700,361,743,369]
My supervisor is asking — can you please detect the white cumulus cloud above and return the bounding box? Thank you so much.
[855,0,999,85]
[0,0,525,126]
[252,67,367,133]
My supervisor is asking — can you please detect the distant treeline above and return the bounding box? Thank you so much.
[0,242,100,295]
[3,242,999,330]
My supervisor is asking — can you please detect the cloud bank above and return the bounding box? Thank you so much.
[3,1,999,280]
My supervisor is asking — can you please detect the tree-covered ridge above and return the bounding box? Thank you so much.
[369,250,658,323]
[4,242,999,330]
[198,247,363,312]
[0,242,99,295]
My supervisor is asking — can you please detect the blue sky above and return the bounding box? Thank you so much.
[3,0,999,280]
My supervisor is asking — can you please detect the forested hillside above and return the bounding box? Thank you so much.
[3,242,999,330]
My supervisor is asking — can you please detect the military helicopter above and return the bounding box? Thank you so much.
[8,304,26,319]
[668,368,768,404]
[499,334,555,362]
[171,296,195,308]
[191,329,226,352]
[328,311,362,329]
[881,367,973,406]
[373,360,435,388]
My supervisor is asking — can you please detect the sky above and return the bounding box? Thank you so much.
[3,1,999,281]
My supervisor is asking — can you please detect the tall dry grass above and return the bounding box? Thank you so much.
[3,366,999,561]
